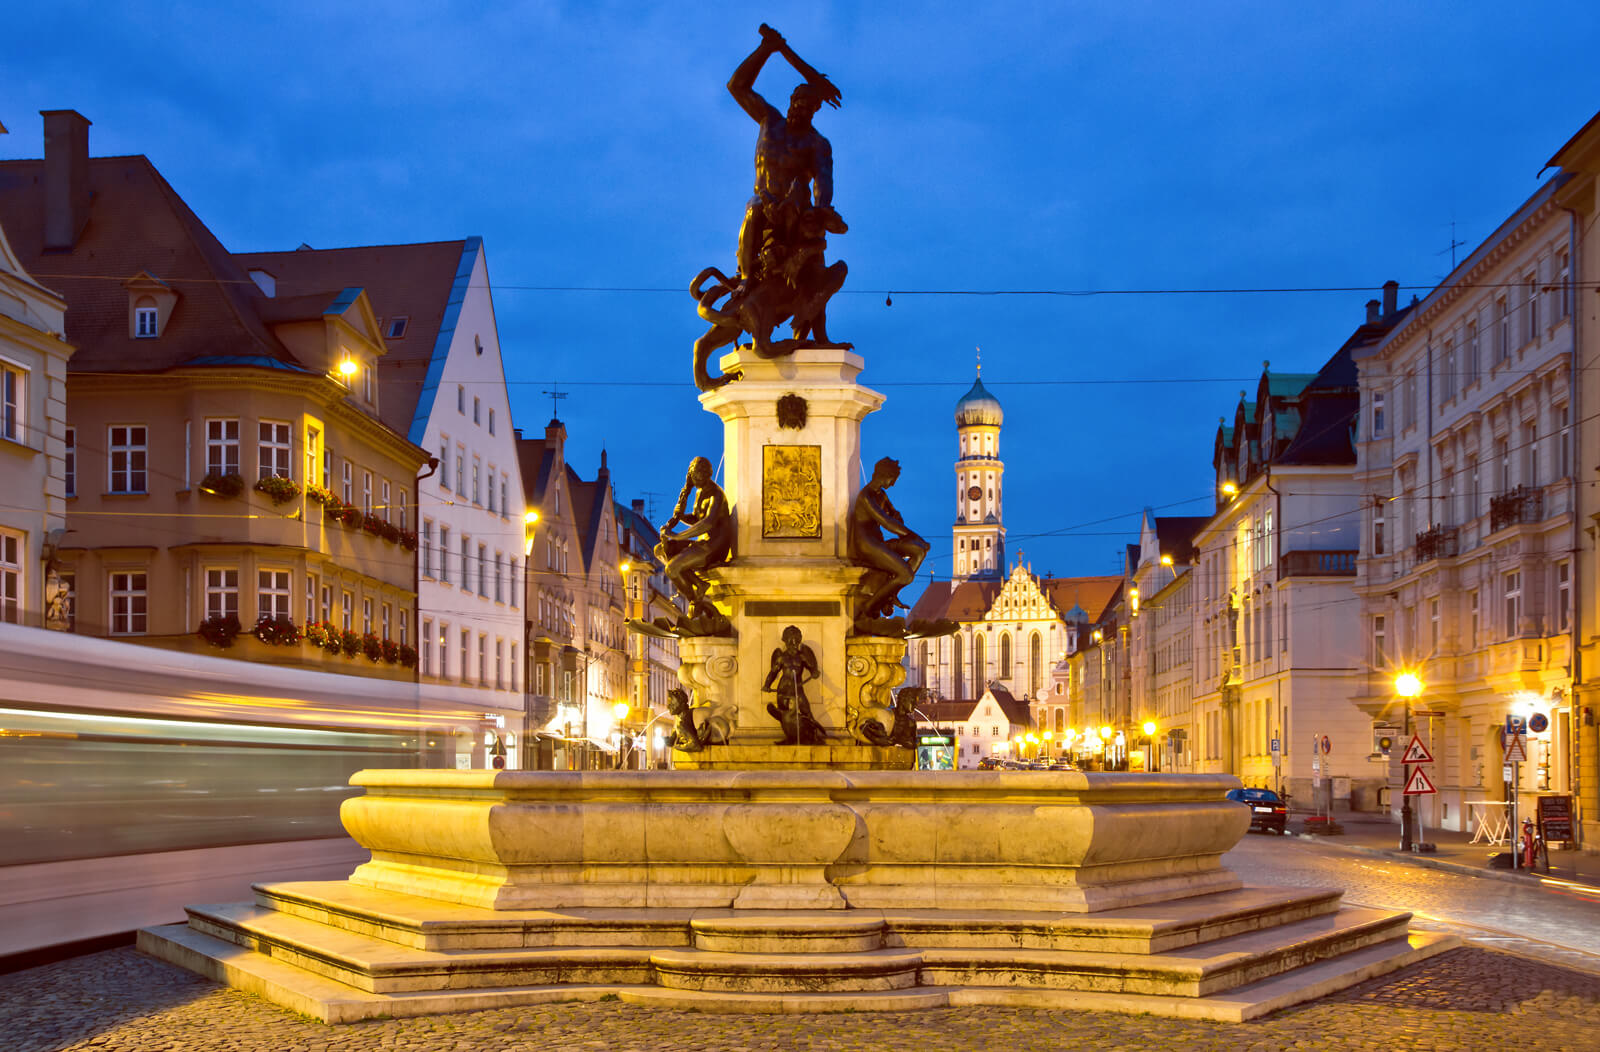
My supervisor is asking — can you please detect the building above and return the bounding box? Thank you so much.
[1126,512,1206,771]
[0,111,427,677]
[910,685,1035,769]
[1547,110,1600,848]
[567,451,628,764]
[0,193,74,627]
[1351,179,1578,835]
[233,238,529,747]
[616,497,683,766]
[907,370,1123,765]
[1192,307,1407,804]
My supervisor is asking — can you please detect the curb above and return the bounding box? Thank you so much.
[1291,832,1600,894]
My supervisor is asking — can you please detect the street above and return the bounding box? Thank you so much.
[6,840,1600,1051]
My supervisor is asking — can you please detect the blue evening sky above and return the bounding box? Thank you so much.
[5,2,1597,593]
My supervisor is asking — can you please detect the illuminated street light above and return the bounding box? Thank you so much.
[525,510,541,525]
[1394,671,1423,698]
[337,358,359,377]
[1160,553,1174,567]
[1393,670,1424,852]
[613,701,630,721]
[1221,480,1239,497]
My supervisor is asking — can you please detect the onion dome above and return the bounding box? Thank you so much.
[954,375,1003,427]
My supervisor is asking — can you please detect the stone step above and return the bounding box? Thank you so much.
[650,947,923,993]
[919,906,1413,997]
[137,924,659,1025]
[254,881,697,951]
[186,903,656,993]
[620,984,957,1013]
[252,880,1339,956]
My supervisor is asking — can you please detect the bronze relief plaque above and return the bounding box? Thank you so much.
[762,444,822,539]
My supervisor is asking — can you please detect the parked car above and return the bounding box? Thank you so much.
[976,756,1003,771]
[1226,787,1288,834]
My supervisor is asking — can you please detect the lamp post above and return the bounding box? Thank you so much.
[1142,720,1157,773]
[1394,671,1422,852]
[1099,724,1113,771]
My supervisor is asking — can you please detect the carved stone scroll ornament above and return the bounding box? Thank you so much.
[845,635,908,745]
[675,639,738,745]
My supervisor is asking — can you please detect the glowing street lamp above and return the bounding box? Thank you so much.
[1220,480,1239,498]
[1393,670,1424,852]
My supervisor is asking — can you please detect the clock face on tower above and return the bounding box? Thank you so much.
[967,486,982,500]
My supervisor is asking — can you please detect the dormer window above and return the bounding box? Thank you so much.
[387,316,409,339]
[135,303,158,338]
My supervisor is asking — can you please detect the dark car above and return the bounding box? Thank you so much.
[1226,787,1288,834]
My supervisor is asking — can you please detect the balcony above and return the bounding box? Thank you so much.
[1278,549,1357,579]
[1413,524,1459,563]
[1489,485,1543,533]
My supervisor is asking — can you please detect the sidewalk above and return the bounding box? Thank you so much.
[1288,809,1600,890]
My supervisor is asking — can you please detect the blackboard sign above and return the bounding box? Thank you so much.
[1538,795,1574,845]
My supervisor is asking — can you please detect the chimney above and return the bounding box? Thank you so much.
[42,110,92,251]
[1366,299,1380,324]
[599,448,608,476]
[513,428,523,440]
[1382,279,1398,317]
[632,499,645,514]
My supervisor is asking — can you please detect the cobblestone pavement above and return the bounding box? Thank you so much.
[3,944,1600,1052]
[7,842,1600,1051]
[1225,834,1600,970]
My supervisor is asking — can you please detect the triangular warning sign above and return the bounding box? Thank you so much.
[1504,734,1528,763]
[1401,735,1433,764]
[1403,766,1437,795]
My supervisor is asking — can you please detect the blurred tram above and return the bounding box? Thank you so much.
[0,623,516,961]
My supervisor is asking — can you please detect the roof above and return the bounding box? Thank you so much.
[908,572,1122,627]
[516,431,559,506]
[0,155,301,371]
[234,239,474,442]
[566,460,614,574]
[914,699,978,723]
[984,685,1035,726]
[1153,516,1208,565]
[954,374,1003,427]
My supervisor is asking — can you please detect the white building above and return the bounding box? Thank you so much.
[237,239,528,755]
[0,212,74,627]
[1351,180,1578,834]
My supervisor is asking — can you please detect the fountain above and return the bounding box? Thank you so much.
[139,24,1455,1023]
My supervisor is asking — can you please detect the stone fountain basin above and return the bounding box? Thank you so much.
[341,770,1249,913]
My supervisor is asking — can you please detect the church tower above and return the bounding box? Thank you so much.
[952,366,1005,579]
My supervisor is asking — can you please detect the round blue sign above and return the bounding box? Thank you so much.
[1529,712,1549,734]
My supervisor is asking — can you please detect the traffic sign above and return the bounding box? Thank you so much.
[1506,715,1527,736]
[1321,734,1332,755]
[1403,766,1438,795]
[1503,764,1514,782]
[1529,712,1549,734]
[1270,738,1280,753]
[1401,735,1433,764]
[1504,734,1528,763]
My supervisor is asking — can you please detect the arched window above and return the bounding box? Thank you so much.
[1053,708,1064,733]
[1030,632,1043,697]
[999,633,1012,677]
[952,634,964,700]
[974,633,987,693]
[918,641,928,683]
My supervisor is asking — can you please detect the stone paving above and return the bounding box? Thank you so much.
[4,943,1600,1052]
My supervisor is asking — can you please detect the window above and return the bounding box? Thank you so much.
[494,553,503,603]
[381,480,391,523]
[64,428,75,496]
[1523,422,1539,489]
[1371,391,1385,437]
[495,639,503,690]
[305,574,317,625]
[1557,563,1571,633]
[1465,320,1480,385]
[460,628,470,684]
[341,590,353,631]
[341,461,352,502]
[320,585,331,623]
[204,419,239,477]
[440,527,451,584]
[399,609,408,646]
[510,559,519,608]
[1469,590,1479,643]
[488,409,495,435]
[510,643,518,692]
[473,458,481,504]
[362,471,373,514]
[478,543,487,596]
[108,426,147,493]
[486,469,496,513]
[421,520,434,578]
[304,426,320,485]
[363,365,373,405]
[399,487,409,529]
[422,619,433,676]
[1372,515,1385,557]
[322,448,332,488]
[1526,273,1539,343]
[438,622,451,678]
[381,602,391,640]
[462,534,470,587]
[500,478,507,516]
[1467,456,1480,520]
[1496,296,1510,364]
[135,305,157,338]
[1429,598,1440,651]
[386,316,408,339]
[439,440,449,489]
[457,385,465,414]
[1558,406,1572,479]
[1403,371,1417,431]
[1558,250,1571,319]
[455,449,464,495]
[473,397,480,425]
[0,363,22,443]
[258,570,291,622]
[1372,615,1386,668]
[0,531,20,624]
[202,567,240,624]
[110,572,148,634]
[1503,571,1522,638]
[258,421,291,480]
[1496,438,1510,494]
[1441,341,1455,402]
[358,597,370,635]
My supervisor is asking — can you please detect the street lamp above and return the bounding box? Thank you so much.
[1142,720,1157,772]
[1394,670,1423,852]
[1099,724,1113,771]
